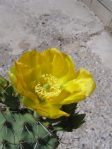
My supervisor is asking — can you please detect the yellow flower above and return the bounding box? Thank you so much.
[9,48,96,119]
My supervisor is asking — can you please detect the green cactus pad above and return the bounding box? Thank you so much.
[0,110,59,149]
[0,75,59,149]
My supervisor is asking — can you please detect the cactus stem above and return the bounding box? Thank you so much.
[1,111,7,120]
[38,121,52,136]
[10,113,16,122]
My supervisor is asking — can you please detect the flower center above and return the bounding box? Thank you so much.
[35,74,61,100]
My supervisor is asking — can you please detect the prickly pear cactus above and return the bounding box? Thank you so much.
[0,75,86,149]
[0,75,59,149]
[0,110,59,149]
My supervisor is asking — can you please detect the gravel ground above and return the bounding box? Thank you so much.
[58,47,112,149]
[0,0,112,149]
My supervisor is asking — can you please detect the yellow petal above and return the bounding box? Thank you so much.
[15,49,76,84]
[18,50,40,66]
[15,61,41,89]
[22,97,69,119]
[60,92,86,105]
[63,68,96,95]
[8,66,17,85]
[16,74,38,102]
[42,48,76,81]
[48,90,70,104]
[48,48,66,77]
[41,48,66,77]
[35,103,69,119]
[58,53,76,85]
[22,97,39,108]
[60,68,96,105]
[9,62,38,102]
[18,50,46,75]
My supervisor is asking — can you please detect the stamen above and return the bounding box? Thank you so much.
[35,74,61,100]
